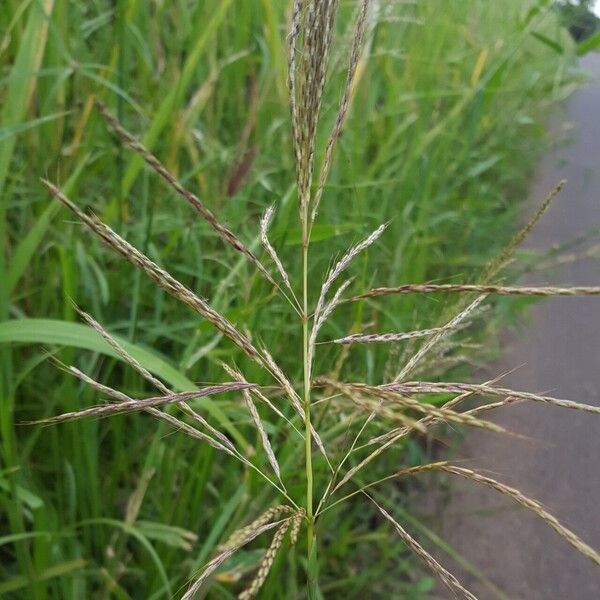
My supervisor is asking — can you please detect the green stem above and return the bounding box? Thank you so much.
[302,232,315,580]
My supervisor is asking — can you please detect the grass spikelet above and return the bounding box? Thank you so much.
[238,519,292,600]
[293,0,339,225]
[371,497,477,600]
[308,224,387,377]
[260,204,294,293]
[53,364,238,455]
[320,223,387,306]
[290,509,305,545]
[221,363,282,480]
[482,179,565,281]
[394,294,486,382]
[183,520,284,600]
[43,179,263,363]
[333,324,457,345]
[323,379,508,436]
[381,381,600,415]
[435,465,600,568]
[220,505,295,552]
[76,307,170,394]
[29,383,256,425]
[341,461,600,569]
[351,283,600,301]
[95,101,276,286]
[365,372,511,448]
[75,307,239,452]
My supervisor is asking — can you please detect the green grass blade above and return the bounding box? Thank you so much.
[120,0,233,195]
[6,153,90,294]
[0,0,55,195]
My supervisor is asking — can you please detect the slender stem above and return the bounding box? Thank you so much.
[302,236,314,560]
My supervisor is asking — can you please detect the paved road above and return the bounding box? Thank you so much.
[430,53,600,599]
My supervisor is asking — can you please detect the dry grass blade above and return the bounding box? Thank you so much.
[350,283,600,301]
[238,519,291,600]
[394,294,486,382]
[381,382,600,415]
[333,324,456,345]
[95,101,275,286]
[371,497,478,600]
[182,520,283,600]
[310,0,369,224]
[43,180,264,363]
[29,383,256,425]
[438,465,600,568]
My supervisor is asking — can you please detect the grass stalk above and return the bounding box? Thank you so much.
[302,226,316,588]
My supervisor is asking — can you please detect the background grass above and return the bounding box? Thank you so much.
[0,1,581,598]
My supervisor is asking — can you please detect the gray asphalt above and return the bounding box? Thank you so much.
[428,53,600,599]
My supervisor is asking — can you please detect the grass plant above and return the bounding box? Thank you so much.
[1,1,597,598]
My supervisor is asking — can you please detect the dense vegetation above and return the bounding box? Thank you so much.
[0,1,582,597]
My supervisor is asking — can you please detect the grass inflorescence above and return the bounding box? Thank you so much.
[1,1,596,598]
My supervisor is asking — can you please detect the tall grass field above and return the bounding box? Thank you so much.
[0,1,595,598]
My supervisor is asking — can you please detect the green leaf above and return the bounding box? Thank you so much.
[531,31,563,55]
[0,111,69,142]
[0,560,86,594]
[0,318,193,389]
[121,0,234,195]
[75,518,171,596]
[135,520,197,550]
[7,153,90,294]
[576,31,600,56]
[0,476,44,510]
[0,0,55,195]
